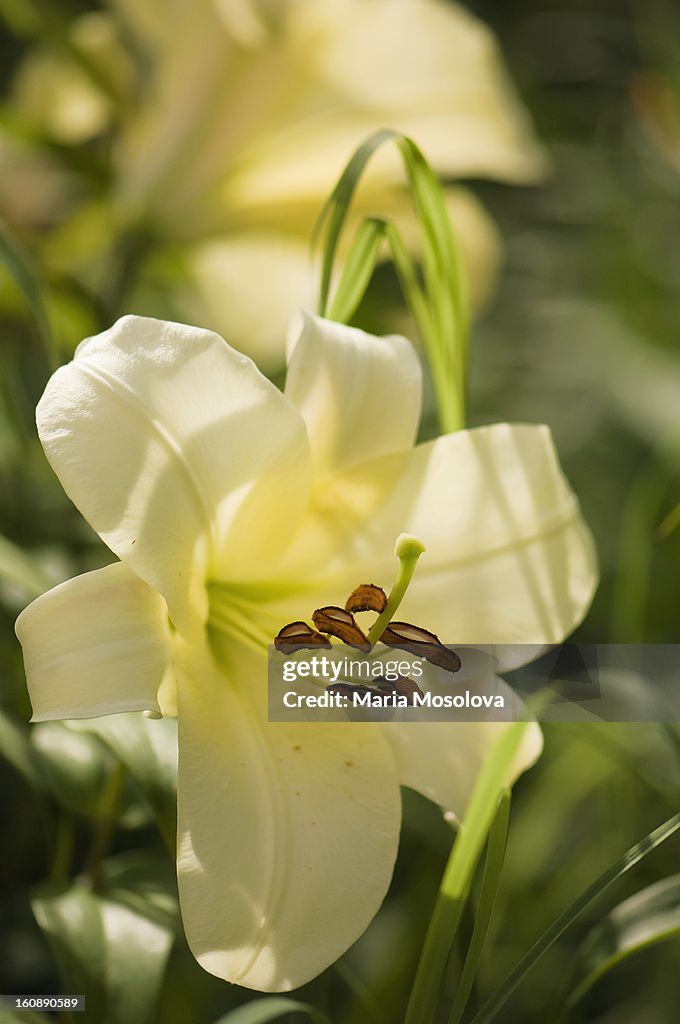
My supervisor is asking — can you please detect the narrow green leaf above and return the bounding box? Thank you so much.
[447,792,512,1024]
[0,533,52,600]
[315,128,397,318]
[314,130,469,433]
[383,220,437,364]
[327,217,386,324]
[0,223,56,370]
[404,719,531,1024]
[565,874,680,1010]
[68,715,178,852]
[212,998,331,1024]
[469,810,680,1024]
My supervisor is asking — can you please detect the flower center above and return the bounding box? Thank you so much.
[273,533,462,679]
[206,578,305,654]
[205,534,461,701]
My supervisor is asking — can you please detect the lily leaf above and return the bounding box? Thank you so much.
[67,714,178,851]
[32,854,177,1024]
[31,722,113,817]
[447,793,512,1024]
[566,874,680,1009]
[469,810,680,1024]
[315,130,468,433]
[101,850,179,933]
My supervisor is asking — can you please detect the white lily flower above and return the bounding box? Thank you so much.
[8,1,546,364]
[115,0,547,364]
[16,313,596,991]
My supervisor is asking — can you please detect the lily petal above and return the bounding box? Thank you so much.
[176,640,400,991]
[275,424,597,646]
[15,562,171,722]
[37,315,311,629]
[181,232,316,373]
[285,314,422,477]
[224,0,546,220]
[316,0,548,182]
[385,714,543,824]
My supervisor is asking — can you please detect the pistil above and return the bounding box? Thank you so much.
[366,534,426,645]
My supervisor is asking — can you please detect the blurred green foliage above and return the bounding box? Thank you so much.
[1,1,680,1022]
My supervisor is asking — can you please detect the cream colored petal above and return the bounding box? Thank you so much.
[113,0,544,235]
[313,0,548,182]
[179,233,316,374]
[385,713,543,823]
[37,316,310,630]
[273,424,597,647]
[285,313,421,477]
[225,0,546,218]
[175,639,401,991]
[15,563,171,722]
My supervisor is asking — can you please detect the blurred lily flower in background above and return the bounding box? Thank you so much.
[16,311,596,989]
[1,0,546,365]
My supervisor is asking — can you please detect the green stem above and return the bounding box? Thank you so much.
[447,793,512,1024]
[404,720,531,1024]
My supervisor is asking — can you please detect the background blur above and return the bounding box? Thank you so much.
[1,2,680,1022]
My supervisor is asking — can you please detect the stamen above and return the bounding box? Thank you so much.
[345,584,387,614]
[271,533,461,678]
[274,621,332,654]
[366,533,426,645]
[311,606,369,650]
[380,622,461,674]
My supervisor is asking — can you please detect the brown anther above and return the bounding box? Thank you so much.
[312,606,370,650]
[274,621,332,654]
[374,674,424,704]
[345,583,387,615]
[379,621,461,674]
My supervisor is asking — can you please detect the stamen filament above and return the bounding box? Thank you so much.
[208,602,271,651]
[367,534,426,645]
